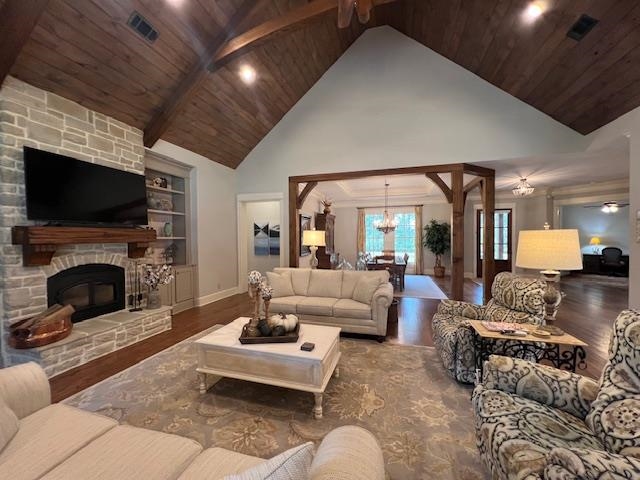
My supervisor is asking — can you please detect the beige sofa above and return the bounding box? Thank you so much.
[267,268,394,340]
[0,362,385,480]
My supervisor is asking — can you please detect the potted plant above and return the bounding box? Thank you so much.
[143,264,174,309]
[423,220,451,278]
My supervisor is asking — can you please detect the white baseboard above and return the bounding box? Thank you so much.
[196,287,239,307]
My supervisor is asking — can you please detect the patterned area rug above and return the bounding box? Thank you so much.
[64,326,486,479]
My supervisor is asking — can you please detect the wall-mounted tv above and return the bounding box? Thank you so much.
[24,147,148,226]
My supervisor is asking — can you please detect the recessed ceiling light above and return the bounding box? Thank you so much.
[239,65,257,85]
[523,2,544,23]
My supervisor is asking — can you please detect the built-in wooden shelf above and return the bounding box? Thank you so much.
[11,226,157,266]
[147,209,186,216]
[155,237,186,240]
[146,185,185,195]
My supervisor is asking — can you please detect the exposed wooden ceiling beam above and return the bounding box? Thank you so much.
[425,173,453,204]
[211,0,397,71]
[143,0,267,148]
[462,163,495,177]
[0,0,50,86]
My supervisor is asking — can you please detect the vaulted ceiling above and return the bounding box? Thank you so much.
[2,0,640,169]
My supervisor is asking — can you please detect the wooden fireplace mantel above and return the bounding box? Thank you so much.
[11,226,157,266]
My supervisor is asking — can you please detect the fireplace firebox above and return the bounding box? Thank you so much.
[47,264,126,323]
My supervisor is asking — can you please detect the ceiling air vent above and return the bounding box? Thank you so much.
[127,11,158,43]
[567,14,598,41]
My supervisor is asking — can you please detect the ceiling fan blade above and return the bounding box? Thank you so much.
[337,0,355,28]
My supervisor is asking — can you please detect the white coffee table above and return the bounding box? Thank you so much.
[195,318,341,419]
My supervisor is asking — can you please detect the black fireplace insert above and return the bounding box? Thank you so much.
[47,264,125,323]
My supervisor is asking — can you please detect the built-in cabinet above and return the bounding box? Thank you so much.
[145,150,197,313]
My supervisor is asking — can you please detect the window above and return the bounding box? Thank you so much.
[364,213,384,256]
[479,210,511,260]
[393,212,416,264]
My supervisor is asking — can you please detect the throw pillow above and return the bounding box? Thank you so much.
[352,276,382,305]
[224,442,313,480]
[0,399,18,453]
[266,271,295,298]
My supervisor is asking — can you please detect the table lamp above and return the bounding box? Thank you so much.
[302,229,326,269]
[589,236,601,253]
[515,228,582,332]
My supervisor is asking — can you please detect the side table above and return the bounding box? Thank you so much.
[468,320,588,382]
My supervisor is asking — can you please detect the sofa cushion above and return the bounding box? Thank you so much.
[41,425,202,480]
[352,276,383,305]
[333,299,372,320]
[269,296,304,315]
[297,297,338,316]
[490,272,545,316]
[473,387,603,480]
[267,271,295,298]
[274,268,311,296]
[340,271,361,299]
[178,448,264,480]
[225,442,314,480]
[307,270,343,298]
[0,400,18,453]
[0,403,117,480]
[585,309,640,457]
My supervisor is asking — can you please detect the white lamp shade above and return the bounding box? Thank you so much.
[515,229,583,271]
[302,229,326,247]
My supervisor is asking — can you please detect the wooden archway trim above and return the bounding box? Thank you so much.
[289,163,496,301]
[425,173,453,204]
[296,182,318,209]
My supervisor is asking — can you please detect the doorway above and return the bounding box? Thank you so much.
[237,193,286,293]
[477,209,512,277]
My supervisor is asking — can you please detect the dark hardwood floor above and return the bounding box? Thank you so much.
[50,274,627,402]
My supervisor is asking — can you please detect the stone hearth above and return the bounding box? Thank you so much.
[9,307,171,377]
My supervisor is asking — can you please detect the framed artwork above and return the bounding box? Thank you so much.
[269,224,280,255]
[253,222,269,256]
[300,214,311,256]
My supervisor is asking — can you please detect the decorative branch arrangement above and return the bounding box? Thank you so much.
[143,264,174,291]
[245,270,297,339]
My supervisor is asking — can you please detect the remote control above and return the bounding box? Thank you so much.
[300,342,315,352]
[503,330,528,337]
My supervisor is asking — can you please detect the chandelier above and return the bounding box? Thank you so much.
[375,181,397,234]
[512,178,535,197]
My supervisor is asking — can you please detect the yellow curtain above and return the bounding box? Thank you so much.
[357,208,365,254]
[414,205,423,275]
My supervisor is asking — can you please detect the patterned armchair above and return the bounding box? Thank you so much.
[432,272,546,383]
[472,309,640,480]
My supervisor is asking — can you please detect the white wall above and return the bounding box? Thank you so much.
[561,205,629,253]
[586,108,638,308]
[245,201,281,275]
[237,26,586,265]
[151,140,238,303]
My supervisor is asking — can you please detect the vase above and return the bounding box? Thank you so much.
[147,288,162,309]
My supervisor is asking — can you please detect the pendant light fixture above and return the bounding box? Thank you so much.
[375,181,397,234]
[512,178,535,197]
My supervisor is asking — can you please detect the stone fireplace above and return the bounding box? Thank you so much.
[0,76,172,376]
[48,264,126,323]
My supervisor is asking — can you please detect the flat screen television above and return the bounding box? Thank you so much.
[24,147,148,226]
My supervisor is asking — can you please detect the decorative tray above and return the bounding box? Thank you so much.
[239,321,300,344]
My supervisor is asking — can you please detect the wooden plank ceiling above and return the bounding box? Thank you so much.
[6,0,640,169]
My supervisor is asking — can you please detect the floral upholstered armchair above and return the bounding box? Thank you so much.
[432,272,546,383]
[472,309,640,480]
